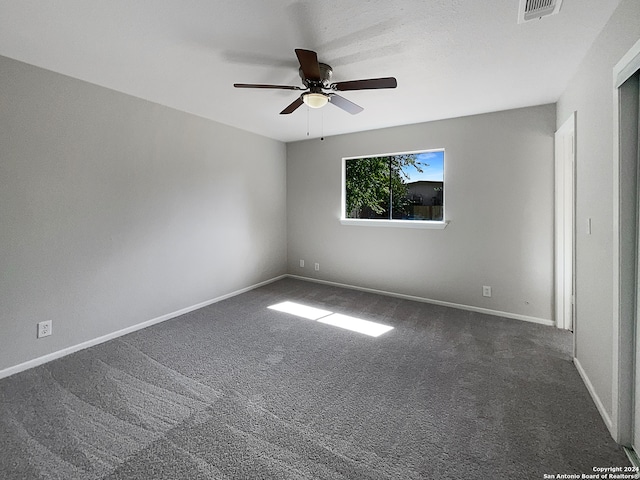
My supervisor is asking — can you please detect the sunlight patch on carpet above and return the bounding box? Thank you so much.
[268,301,393,337]
[268,301,332,320]
[318,313,394,337]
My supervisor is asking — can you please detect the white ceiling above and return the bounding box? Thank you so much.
[0,0,622,142]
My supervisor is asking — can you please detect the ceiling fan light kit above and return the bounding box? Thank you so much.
[302,92,328,108]
[234,49,397,115]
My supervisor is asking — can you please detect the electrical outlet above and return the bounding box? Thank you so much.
[482,286,492,297]
[299,259,304,268]
[314,263,320,271]
[37,320,52,338]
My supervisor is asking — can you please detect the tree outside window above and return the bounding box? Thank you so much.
[344,150,444,221]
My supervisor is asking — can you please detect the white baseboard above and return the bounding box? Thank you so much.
[287,275,555,327]
[574,356,614,434]
[624,446,640,471]
[0,273,554,380]
[0,275,287,380]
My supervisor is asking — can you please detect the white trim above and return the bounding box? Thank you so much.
[612,37,640,445]
[342,147,445,162]
[612,55,623,445]
[554,112,576,332]
[574,356,614,433]
[616,40,640,88]
[341,148,446,225]
[0,271,556,381]
[0,275,287,380]
[340,219,449,229]
[624,446,640,471]
[287,274,554,326]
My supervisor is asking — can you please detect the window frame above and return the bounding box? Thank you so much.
[340,148,448,229]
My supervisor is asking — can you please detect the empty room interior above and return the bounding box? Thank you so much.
[2,1,640,479]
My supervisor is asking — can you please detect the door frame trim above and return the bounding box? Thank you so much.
[612,37,640,446]
[555,113,576,333]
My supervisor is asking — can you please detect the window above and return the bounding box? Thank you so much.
[342,149,445,226]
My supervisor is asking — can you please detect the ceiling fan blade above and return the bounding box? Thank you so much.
[329,94,364,115]
[331,77,397,91]
[295,49,321,81]
[234,83,303,90]
[280,97,304,114]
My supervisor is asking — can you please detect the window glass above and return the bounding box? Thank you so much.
[344,150,444,221]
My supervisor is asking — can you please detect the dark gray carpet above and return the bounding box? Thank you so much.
[0,278,629,479]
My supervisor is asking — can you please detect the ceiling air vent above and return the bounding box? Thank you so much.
[518,0,563,23]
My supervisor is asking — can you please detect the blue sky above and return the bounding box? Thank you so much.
[402,151,444,182]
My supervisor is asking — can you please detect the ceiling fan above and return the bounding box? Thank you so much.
[233,49,397,115]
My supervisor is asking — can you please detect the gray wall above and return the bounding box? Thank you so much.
[287,105,556,322]
[556,0,640,428]
[0,56,287,372]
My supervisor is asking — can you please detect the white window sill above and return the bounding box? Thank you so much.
[340,218,449,229]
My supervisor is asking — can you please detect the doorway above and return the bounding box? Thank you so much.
[613,38,640,454]
[555,113,576,333]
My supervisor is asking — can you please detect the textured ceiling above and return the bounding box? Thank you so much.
[0,0,622,142]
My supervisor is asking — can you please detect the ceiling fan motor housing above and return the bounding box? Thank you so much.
[300,63,333,88]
